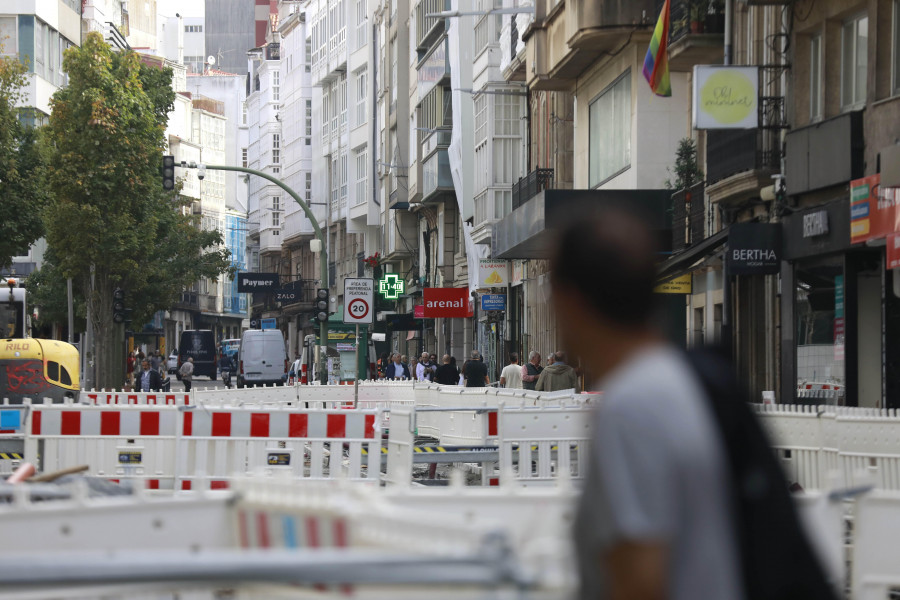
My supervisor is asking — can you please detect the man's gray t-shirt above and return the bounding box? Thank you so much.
[574,345,742,600]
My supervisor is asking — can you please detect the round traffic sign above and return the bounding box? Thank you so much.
[348,298,369,320]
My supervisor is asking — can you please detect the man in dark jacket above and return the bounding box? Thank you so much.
[385,352,411,379]
[521,350,543,390]
[135,359,163,392]
[462,350,489,387]
[535,351,578,392]
[434,354,460,385]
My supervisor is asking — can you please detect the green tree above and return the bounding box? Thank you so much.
[42,33,230,389]
[665,137,705,191]
[0,48,49,269]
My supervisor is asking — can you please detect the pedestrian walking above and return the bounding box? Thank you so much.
[179,357,194,392]
[521,351,543,390]
[462,350,489,387]
[416,352,435,382]
[433,354,459,385]
[552,207,836,600]
[136,359,162,392]
[150,350,162,372]
[126,351,136,387]
[385,352,410,380]
[499,353,523,389]
[535,351,578,392]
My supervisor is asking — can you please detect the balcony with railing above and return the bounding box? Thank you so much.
[706,129,781,192]
[512,168,554,210]
[417,0,450,51]
[659,0,726,70]
[422,149,454,202]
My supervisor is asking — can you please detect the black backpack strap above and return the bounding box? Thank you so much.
[686,348,839,600]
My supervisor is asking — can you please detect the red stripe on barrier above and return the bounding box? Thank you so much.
[488,411,498,437]
[183,411,193,436]
[146,479,160,490]
[334,518,348,547]
[61,411,80,435]
[31,410,40,435]
[0,430,14,434]
[109,479,119,483]
[101,411,120,436]
[289,414,308,438]
[212,413,231,437]
[327,414,346,438]
[306,516,320,547]
[210,480,229,489]
[364,414,375,439]
[250,413,269,437]
[238,510,249,548]
[181,481,192,490]
[140,412,160,436]
[489,477,499,486]
[257,512,270,548]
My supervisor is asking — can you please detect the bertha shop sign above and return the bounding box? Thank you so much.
[726,223,781,275]
[237,272,280,293]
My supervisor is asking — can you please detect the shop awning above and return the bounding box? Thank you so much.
[656,228,729,282]
[492,189,673,259]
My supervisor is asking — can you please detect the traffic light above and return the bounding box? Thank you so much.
[162,155,176,191]
[113,288,127,323]
[315,288,329,323]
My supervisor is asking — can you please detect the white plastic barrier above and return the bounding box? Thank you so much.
[0,403,27,476]
[852,492,900,600]
[81,390,192,405]
[175,406,382,490]
[497,405,592,486]
[755,404,900,492]
[193,384,297,406]
[24,403,182,490]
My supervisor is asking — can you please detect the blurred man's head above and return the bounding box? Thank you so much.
[442,354,451,364]
[528,351,541,365]
[509,352,518,364]
[392,353,401,364]
[551,207,660,379]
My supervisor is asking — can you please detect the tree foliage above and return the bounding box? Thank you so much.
[41,33,231,388]
[665,137,705,191]
[0,51,49,268]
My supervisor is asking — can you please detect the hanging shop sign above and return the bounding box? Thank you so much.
[479,259,508,287]
[423,288,470,318]
[726,223,781,275]
[850,173,900,244]
[237,272,279,293]
[480,294,506,311]
[692,65,759,129]
[802,210,830,238]
[378,273,405,300]
[654,274,692,294]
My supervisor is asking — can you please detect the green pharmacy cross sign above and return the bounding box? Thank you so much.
[378,273,405,300]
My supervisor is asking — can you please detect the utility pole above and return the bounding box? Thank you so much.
[179,162,330,383]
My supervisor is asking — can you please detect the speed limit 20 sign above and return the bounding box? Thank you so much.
[342,278,375,325]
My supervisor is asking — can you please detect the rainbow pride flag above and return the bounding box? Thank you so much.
[642,0,672,97]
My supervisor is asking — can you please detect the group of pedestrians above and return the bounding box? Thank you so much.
[125,348,192,392]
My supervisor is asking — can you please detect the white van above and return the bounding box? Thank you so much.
[236,329,288,388]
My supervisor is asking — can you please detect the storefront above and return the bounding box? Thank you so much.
[779,197,886,407]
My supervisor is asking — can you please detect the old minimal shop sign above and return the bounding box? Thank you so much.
[726,223,782,275]
[802,210,830,238]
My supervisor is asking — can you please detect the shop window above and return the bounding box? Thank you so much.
[796,262,844,390]
[693,307,705,346]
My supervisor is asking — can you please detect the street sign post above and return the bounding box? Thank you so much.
[343,278,374,406]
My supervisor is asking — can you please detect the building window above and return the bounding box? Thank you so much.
[340,73,348,128]
[356,0,367,49]
[355,149,367,206]
[272,70,280,102]
[841,14,868,109]
[272,211,280,227]
[0,17,16,56]
[185,25,203,33]
[306,99,312,140]
[340,153,348,203]
[242,148,248,167]
[272,133,280,164]
[305,39,311,72]
[589,70,632,187]
[272,196,281,212]
[306,172,312,201]
[356,69,367,127]
[810,35,823,120]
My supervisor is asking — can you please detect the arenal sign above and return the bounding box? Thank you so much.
[237,272,279,293]
[726,223,781,275]
[423,287,470,318]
